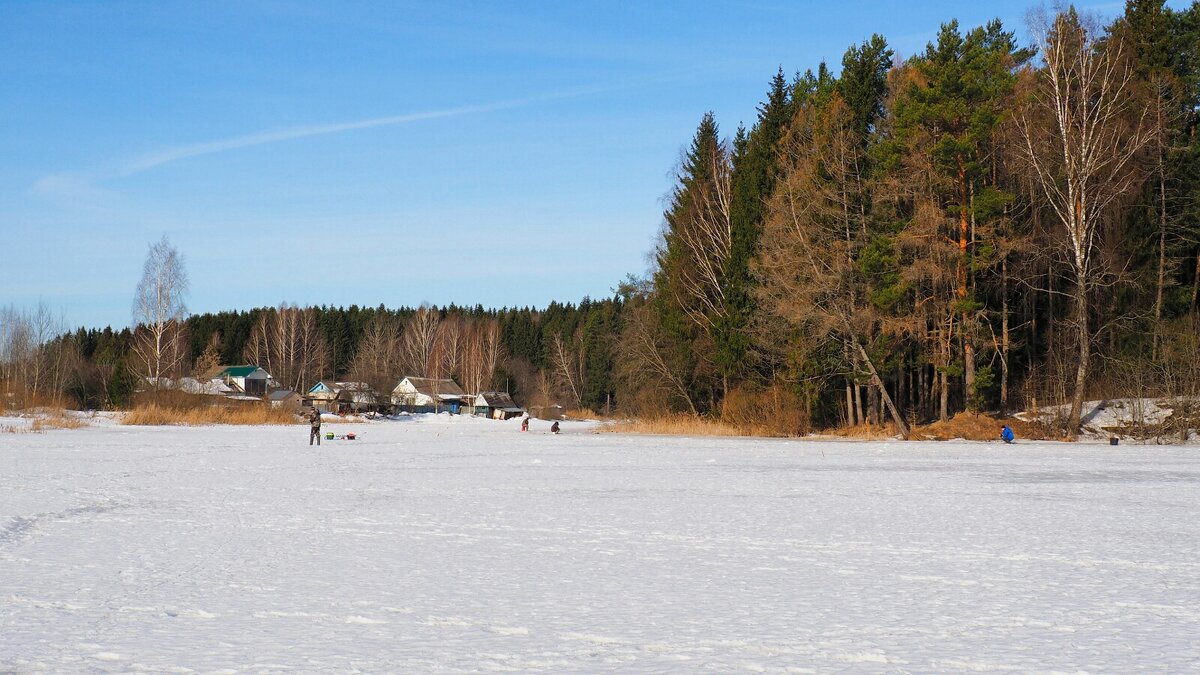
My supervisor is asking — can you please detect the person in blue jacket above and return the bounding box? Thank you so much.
[1000,425,1015,444]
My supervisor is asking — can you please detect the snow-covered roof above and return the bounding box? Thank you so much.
[143,376,235,396]
[475,391,520,409]
[396,377,466,397]
[213,365,269,379]
[312,381,375,395]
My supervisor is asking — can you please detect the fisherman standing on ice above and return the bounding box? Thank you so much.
[309,407,322,446]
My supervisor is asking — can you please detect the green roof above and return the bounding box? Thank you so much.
[219,365,261,378]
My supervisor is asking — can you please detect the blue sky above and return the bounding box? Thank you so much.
[0,0,1159,329]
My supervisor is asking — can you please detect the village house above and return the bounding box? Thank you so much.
[208,365,272,398]
[307,381,379,414]
[391,376,468,413]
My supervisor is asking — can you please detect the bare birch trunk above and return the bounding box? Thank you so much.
[1068,280,1090,438]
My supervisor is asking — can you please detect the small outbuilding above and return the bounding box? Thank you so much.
[474,391,525,420]
[267,389,304,412]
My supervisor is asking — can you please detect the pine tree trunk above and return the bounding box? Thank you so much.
[940,369,949,422]
[918,362,927,421]
[1001,255,1010,415]
[855,383,865,428]
[845,378,855,427]
[961,179,975,410]
[1191,252,1200,316]
[939,322,950,422]
[844,343,855,426]
[1153,167,1167,361]
[964,341,976,411]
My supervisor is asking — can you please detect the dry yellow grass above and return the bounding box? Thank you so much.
[122,403,297,426]
[826,423,900,440]
[607,410,1050,441]
[30,410,88,431]
[604,414,748,437]
[915,412,1046,441]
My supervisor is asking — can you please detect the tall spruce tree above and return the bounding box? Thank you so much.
[652,112,729,410]
[837,35,893,144]
[721,70,792,389]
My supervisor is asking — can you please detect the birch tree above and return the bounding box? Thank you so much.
[550,332,586,408]
[433,315,464,382]
[1016,8,1153,436]
[244,304,329,393]
[461,318,502,395]
[131,236,190,386]
[400,305,439,377]
[348,314,403,394]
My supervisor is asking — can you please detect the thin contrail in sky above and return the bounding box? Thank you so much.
[114,88,596,178]
[32,85,608,197]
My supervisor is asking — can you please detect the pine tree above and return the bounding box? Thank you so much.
[884,20,1029,415]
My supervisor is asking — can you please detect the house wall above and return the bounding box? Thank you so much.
[238,371,269,397]
[391,380,435,407]
[270,396,303,412]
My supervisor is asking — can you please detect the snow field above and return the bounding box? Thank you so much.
[2,414,1198,672]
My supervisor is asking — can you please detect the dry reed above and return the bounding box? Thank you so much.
[826,423,899,440]
[122,403,297,426]
[604,414,748,437]
[914,412,1045,441]
[30,410,88,431]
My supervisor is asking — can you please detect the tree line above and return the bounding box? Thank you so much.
[0,297,624,414]
[4,2,1198,438]
[629,1,1200,438]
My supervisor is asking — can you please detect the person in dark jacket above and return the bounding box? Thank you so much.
[309,408,322,446]
[550,421,560,434]
[1000,425,1015,444]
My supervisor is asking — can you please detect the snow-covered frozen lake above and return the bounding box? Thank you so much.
[2,415,1198,673]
